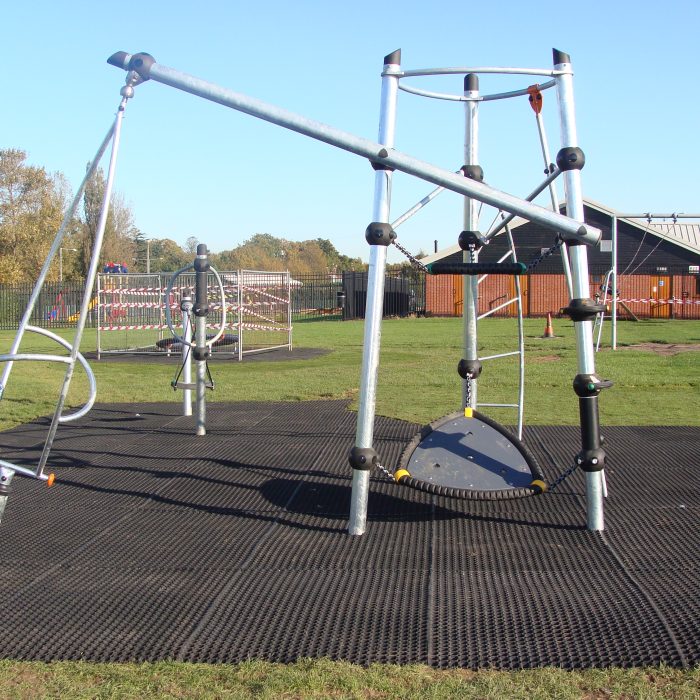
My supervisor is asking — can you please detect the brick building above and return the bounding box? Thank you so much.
[421,200,700,319]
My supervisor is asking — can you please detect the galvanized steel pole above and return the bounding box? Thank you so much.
[348,50,401,536]
[193,245,209,436]
[462,74,480,411]
[554,49,604,531]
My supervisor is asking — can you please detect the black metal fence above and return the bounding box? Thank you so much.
[0,271,428,330]
[2,265,697,330]
[0,282,89,331]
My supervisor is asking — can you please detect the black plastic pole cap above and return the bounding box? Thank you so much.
[107,52,155,79]
[464,73,479,92]
[107,51,131,70]
[552,49,571,65]
[384,49,401,65]
[128,53,155,79]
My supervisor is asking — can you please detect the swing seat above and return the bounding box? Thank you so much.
[395,410,546,500]
[156,333,238,351]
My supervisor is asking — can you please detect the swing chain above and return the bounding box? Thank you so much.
[392,238,429,273]
[374,461,396,482]
[523,235,564,272]
[547,462,579,492]
[392,234,563,274]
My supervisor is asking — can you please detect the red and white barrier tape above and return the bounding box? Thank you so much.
[618,298,700,305]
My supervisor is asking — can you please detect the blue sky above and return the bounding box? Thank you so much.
[4,1,698,263]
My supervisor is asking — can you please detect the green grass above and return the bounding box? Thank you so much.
[1,317,698,431]
[0,659,698,700]
[0,317,699,696]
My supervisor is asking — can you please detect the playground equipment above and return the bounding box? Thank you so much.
[0,47,604,533]
[0,113,122,522]
[96,270,291,358]
[344,49,609,536]
[164,244,227,435]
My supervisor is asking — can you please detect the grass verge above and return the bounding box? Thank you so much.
[0,658,698,699]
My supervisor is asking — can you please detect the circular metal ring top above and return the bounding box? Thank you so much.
[384,66,564,103]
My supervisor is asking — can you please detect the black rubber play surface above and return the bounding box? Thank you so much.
[0,401,697,669]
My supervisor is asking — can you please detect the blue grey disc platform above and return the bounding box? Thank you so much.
[401,412,535,490]
[0,401,697,669]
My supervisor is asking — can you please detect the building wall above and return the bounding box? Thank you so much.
[425,272,700,319]
[435,205,700,274]
[424,204,700,319]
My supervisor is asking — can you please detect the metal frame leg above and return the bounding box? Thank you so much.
[554,49,605,531]
[348,50,401,536]
[462,74,480,410]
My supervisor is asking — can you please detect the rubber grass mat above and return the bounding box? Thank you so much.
[0,401,697,669]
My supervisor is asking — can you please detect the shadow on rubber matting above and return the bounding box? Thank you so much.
[0,400,697,669]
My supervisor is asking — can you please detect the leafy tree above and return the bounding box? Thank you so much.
[79,167,137,276]
[211,233,366,275]
[150,238,191,272]
[185,236,198,255]
[0,149,68,283]
[314,238,365,272]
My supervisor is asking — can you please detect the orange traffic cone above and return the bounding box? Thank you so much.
[543,312,555,338]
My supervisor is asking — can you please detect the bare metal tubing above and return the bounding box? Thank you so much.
[349,50,400,537]
[611,217,619,351]
[163,267,226,347]
[181,298,193,416]
[33,94,130,479]
[107,53,600,246]
[391,174,459,230]
[462,74,479,411]
[395,66,563,78]
[0,326,98,423]
[398,78,557,103]
[193,245,210,437]
[555,51,603,532]
[483,168,561,242]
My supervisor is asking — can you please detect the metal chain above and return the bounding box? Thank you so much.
[391,234,563,274]
[547,462,579,492]
[523,236,564,272]
[392,238,429,273]
[375,461,395,482]
[464,371,473,410]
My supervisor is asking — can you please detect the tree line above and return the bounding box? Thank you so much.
[0,148,368,284]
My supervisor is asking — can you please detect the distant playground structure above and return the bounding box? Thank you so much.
[95,269,292,359]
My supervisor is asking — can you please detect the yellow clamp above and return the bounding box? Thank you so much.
[464,407,474,418]
[394,469,410,483]
[530,479,548,493]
